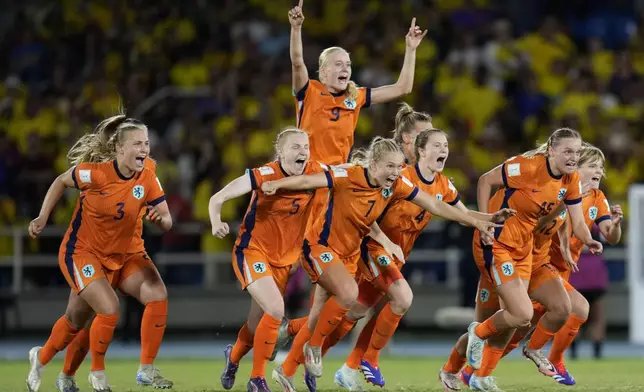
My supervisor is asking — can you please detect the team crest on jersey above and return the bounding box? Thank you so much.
[377,255,391,266]
[382,188,392,198]
[436,193,443,201]
[82,265,95,278]
[253,262,266,274]
[559,210,567,220]
[344,97,357,109]
[320,252,334,263]
[557,188,567,201]
[480,288,490,303]
[501,262,514,276]
[133,185,145,200]
[589,206,598,221]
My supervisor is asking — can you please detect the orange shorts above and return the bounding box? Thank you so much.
[356,273,386,308]
[301,240,359,283]
[60,250,154,294]
[555,266,574,292]
[527,262,561,293]
[476,276,500,309]
[357,239,404,293]
[473,237,532,287]
[233,247,293,294]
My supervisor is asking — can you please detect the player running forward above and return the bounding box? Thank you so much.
[392,103,433,165]
[263,137,499,392]
[288,0,427,165]
[331,129,514,390]
[462,128,603,391]
[26,115,171,392]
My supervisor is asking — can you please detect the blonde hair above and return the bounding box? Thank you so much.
[67,114,148,166]
[274,127,308,160]
[414,128,447,162]
[318,47,358,101]
[393,102,433,146]
[579,142,606,176]
[350,137,402,167]
[522,127,581,158]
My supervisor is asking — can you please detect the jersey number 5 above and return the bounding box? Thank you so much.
[290,198,301,215]
[114,202,125,220]
[330,107,340,122]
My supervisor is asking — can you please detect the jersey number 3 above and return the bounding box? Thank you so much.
[114,202,125,220]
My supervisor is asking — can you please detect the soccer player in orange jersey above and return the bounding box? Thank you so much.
[54,157,173,391]
[325,130,513,390]
[392,103,434,165]
[288,0,427,165]
[26,115,171,392]
[459,128,604,391]
[261,137,499,391]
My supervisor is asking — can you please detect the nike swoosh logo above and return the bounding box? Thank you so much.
[98,341,108,345]
[155,324,166,328]
[531,189,541,193]
[265,341,276,345]
[99,191,107,195]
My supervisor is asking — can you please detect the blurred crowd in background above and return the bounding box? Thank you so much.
[1,0,643,259]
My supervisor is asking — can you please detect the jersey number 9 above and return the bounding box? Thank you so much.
[330,107,340,122]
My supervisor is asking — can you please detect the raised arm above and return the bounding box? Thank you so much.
[209,173,253,238]
[371,18,427,105]
[289,0,309,93]
[477,164,504,214]
[598,204,622,245]
[28,167,77,238]
[567,202,603,254]
[261,172,330,195]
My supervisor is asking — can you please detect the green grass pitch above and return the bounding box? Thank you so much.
[6,357,644,391]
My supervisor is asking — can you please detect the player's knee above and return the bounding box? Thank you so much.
[336,281,359,309]
[512,305,534,328]
[550,296,572,321]
[572,293,590,319]
[390,288,413,314]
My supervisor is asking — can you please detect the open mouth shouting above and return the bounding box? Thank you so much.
[135,155,146,168]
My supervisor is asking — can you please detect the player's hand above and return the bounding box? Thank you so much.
[262,181,278,195]
[563,249,579,272]
[610,204,623,225]
[585,239,603,255]
[146,205,163,223]
[492,208,515,223]
[477,221,501,244]
[28,216,47,239]
[405,17,428,49]
[212,221,230,238]
[288,0,305,27]
[383,241,405,265]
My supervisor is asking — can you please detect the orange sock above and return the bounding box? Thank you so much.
[288,317,308,337]
[475,343,504,377]
[251,314,282,378]
[346,314,377,369]
[462,365,474,376]
[527,319,556,350]
[363,304,403,366]
[39,316,79,366]
[63,328,90,376]
[141,300,167,365]
[549,314,586,364]
[442,346,466,373]
[90,314,119,371]
[474,315,499,340]
[282,324,312,377]
[322,317,357,357]
[309,297,349,347]
[231,322,254,364]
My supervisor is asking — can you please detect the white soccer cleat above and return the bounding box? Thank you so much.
[303,342,322,377]
[466,322,485,370]
[438,368,461,391]
[469,374,505,391]
[270,317,293,361]
[56,373,80,392]
[522,346,557,376]
[136,365,174,389]
[26,346,45,392]
[271,365,297,392]
[334,363,365,391]
[88,370,112,392]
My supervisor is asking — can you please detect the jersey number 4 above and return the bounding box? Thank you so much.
[114,202,125,220]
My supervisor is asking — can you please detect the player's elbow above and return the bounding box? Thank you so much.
[161,215,173,231]
[396,82,413,95]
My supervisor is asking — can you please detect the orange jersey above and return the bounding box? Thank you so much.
[550,189,611,270]
[375,164,460,258]
[234,160,328,267]
[532,207,567,267]
[295,80,371,164]
[127,157,157,254]
[490,154,582,257]
[305,165,419,258]
[62,161,165,270]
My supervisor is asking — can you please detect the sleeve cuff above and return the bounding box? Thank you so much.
[448,193,461,206]
[596,215,611,224]
[148,195,166,206]
[247,169,258,190]
[295,80,309,101]
[71,166,79,189]
[501,164,508,188]
[364,87,372,108]
[406,187,419,201]
[564,197,582,205]
[324,171,333,188]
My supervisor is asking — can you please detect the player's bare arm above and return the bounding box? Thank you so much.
[28,167,77,239]
[557,217,578,272]
[453,200,515,223]
[534,202,565,232]
[209,173,253,238]
[146,201,172,231]
[261,171,328,195]
[598,204,623,245]
[567,202,603,254]
[477,164,504,214]
[368,222,405,263]
[371,17,427,104]
[289,0,309,92]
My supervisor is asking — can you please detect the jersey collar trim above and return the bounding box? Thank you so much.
[415,163,435,185]
[363,168,379,188]
[278,162,290,177]
[545,157,563,180]
[113,160,135,181]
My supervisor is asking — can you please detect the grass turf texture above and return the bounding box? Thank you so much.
[5,357,644,391]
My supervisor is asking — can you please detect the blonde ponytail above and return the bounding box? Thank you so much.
[392,102,432,146]
[522,127,581,158]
